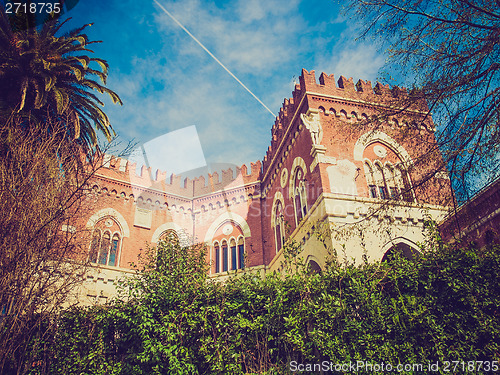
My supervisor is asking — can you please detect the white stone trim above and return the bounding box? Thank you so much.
[289,156,308,199]
[86,208,130,237]
[305,254,323,270]
[271,191,285,227]
[380,237,421,256]
[203,212,251,243]
[151,222,186,243]
[353,130,414,167]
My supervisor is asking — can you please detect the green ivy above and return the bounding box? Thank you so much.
[13,234,500,375]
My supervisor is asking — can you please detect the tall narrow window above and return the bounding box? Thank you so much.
[385,164,399,199]
[89,230,100,263]
[230,238,237,271]
[293,168,307,225]
[375,163,389,199]
[99,232,110,265]
[275,200,285,252]
[238,237,245,269]
[214,242,220,273]
[400,167,414,202]
[90,218,122,267]
[299,182,308,218]
[222,241,228,272]
[109,234,120,266]
[379,186,388,200]
[390,187,399,199]
[294,193,303,222]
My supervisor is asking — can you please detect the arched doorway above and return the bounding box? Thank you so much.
[381,239,420,262]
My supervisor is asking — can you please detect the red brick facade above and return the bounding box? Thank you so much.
[82,69,454,275]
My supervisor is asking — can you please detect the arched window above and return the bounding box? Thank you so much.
[230,238,237,271]
[374,162,388,199]
[89,217,122,267]
[222,240,228,272]
[213,237,245,274]
[364,161,378,198]
[98,232,110,265]
[159,229,179,243]
[398,166,414,202]
[214,242,220,273]
[275,200,285,252]
[293,167,308,225]
[363,158,414,202]
[385,164,400,199]
[109,234,120,266]
[89,230,100,263]
[238,237,245,269]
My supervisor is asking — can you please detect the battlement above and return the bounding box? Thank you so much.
[296,69,427,111]
[262,69,432,176]
[94,155,261,199]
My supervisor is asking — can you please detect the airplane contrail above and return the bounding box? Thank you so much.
[152,0,277,118]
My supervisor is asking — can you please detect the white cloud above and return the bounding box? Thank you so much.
[98,0,379,171]
[330,43,386,82]
[152,0,304,74]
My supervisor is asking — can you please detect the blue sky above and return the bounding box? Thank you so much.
[64,0,386,175]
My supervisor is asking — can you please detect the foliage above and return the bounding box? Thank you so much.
[346,0,500,199]
[0,115,106,373]
[0,12,125,373]
[0,8,122,159]
[12,235,500,375]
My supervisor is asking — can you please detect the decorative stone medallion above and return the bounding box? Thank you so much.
[374,145,388,158]
[222,224,233,236]
[105,218,114,227]
[280,168,288,188]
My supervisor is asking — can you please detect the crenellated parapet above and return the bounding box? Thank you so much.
[91,155,262,206]
[296,69,426,111]
[262,69,435,176]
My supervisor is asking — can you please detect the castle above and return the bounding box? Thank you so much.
[78,69,453,304]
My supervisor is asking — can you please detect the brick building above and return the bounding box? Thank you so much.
[440,177,500,248]
[77,69,453,304]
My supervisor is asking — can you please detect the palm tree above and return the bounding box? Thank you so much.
[0,9,122,158]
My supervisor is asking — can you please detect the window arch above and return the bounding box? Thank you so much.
[214,241,220,273]
[274,200,285,252]
[89,217,122,267]
[292,167,308,225]
[363,158,414,202]
[237,237,245,269]
[210,220,247,274]
[212,236,245,274]
[230,238,237,270]
[159,229,179,243]
[222,240,228,272]
[364,161,378,198]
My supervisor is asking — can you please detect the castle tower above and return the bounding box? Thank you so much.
[260,69,452,270]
